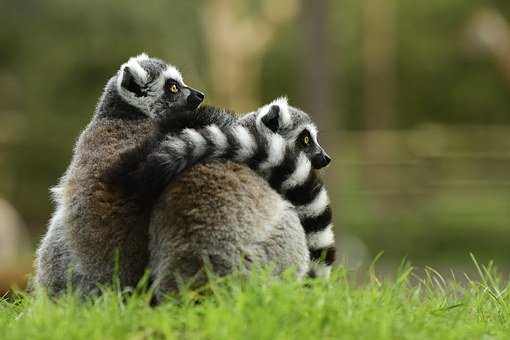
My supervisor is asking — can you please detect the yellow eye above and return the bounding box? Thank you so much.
[303,135,310,145]
[170,84,178,93]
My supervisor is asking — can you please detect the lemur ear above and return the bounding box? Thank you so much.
[119,54,150,97]
[120,67,145,97]
[261,105,281,132]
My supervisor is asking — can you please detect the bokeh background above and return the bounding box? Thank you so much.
[1,0,510,290]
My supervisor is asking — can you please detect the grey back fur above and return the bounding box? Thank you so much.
[149,161,309,301]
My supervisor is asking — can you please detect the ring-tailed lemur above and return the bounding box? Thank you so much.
[34,54,205,295]
[146,98,335,277]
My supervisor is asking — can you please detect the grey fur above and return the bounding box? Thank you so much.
[34,54,203,295]
[148,161,309,301]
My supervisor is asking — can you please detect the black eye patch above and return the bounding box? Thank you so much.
[165,79,180,93]
[298,130,312,147]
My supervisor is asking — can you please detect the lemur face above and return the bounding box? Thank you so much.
[294,125,331,169]
[116,53,204,117]
[258,98,331,169]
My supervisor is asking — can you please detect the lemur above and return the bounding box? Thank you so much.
[34,54,205,295]
[143,98,335,278]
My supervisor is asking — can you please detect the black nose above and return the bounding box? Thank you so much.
[312,153,332,169]
[186,89,205,109]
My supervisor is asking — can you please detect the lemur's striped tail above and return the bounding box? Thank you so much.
[154,124,257,178]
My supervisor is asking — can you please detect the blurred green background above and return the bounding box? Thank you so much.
[1,0,510,285]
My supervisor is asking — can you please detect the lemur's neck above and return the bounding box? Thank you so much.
[96,77,148,121]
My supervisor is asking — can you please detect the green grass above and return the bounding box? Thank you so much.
[2,260,510,340]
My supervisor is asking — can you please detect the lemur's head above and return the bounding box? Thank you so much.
[116,53,204,116]
[256,97,331,169]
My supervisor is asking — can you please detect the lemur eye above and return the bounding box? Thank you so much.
[170,84,179,93]
[301,130,312,146]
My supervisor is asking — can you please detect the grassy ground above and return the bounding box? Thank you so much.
[1,260,510,340]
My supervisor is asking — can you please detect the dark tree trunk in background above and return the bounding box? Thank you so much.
[298,0,336,132]
[298,0,341,245]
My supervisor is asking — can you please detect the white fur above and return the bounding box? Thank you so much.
[181,128,207,160]
[49,185,64,205]
[307,227,335,250]
[255,96,291,131]
[206,125,228,157]
[162,136,187,156]
[268,97,291,128]
[258,134,286,170]
[309,261,332,278]
[115,54,153,116]
[124,53,149,83]
[308,123,319,145]
[231,126,257,161]
[48,205,66,234]
[163,65,184,84]
[281,153,312,191]
[297,187,330,218]
[134,52,149,60]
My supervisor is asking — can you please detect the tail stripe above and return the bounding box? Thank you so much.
[285,172,323,206]
[267,151,297,190]
[230,125,257,161]
[180,128,207,161]
[306,227,334,249]
[297,187,329,218]
[205,125,228,157]
[300,205,332,233]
